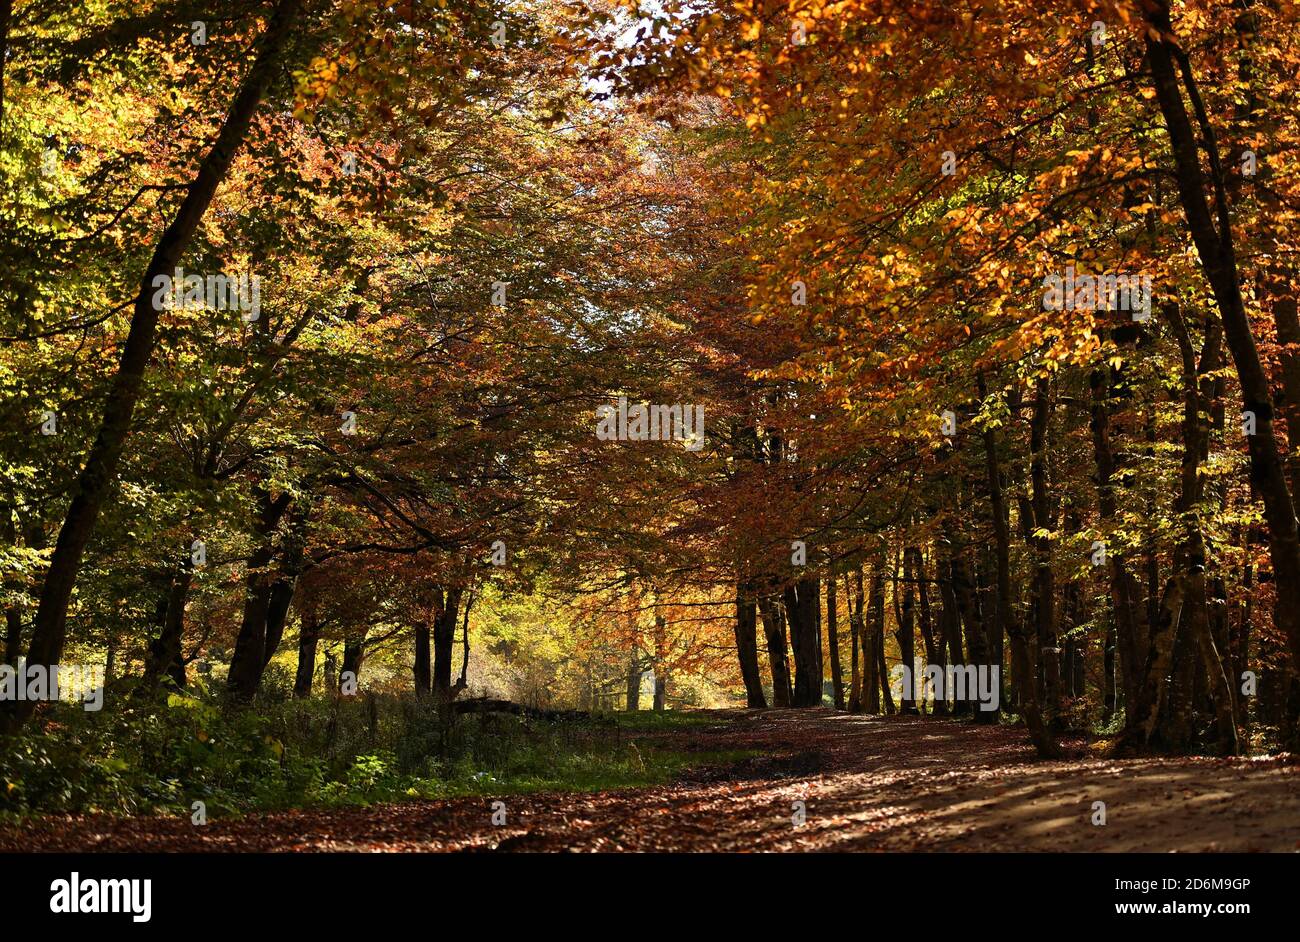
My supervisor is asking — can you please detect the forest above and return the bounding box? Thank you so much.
[0,0,1298,861]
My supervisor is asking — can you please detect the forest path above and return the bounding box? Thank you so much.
[6,709,1299,852]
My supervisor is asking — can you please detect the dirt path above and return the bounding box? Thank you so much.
[4,709,1298,852]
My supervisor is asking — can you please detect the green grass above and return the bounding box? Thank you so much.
[396,744,758,802]
[0,689,754,820]
[606,709,726,732]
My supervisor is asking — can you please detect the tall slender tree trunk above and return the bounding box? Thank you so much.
[457,592,473,692]
[1103,618,1118,718]
[626,647,642,711]
[1146,4,1300,673]
[938,562,966,715]
[734,583,767,707]
[897,550,918,714]
[859,566,878,713]
[1,504,30,668]
[1235,528,1257,728]
[847,570,863,712]
[826,573,844,708]
[947,521,993,725]
[0,0,11,136]
[3,608,20,667]
[914,549,944,715]
[651,600,668,711]
[1168,303,1240,754]
[1061,575,1083,699]
[1027,378,1061,724]
[2,0,306,732]
[759,595,793,707]
[980,375,1054,754]
[869,561,891,714]
[1089,367,1144,716]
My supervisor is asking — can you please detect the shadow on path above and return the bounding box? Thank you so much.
[2,709,1296,852]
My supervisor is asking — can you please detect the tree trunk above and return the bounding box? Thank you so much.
[937,559,966,715]
[226,490,292,699]
[3,607,20,667]
[783,576,823,707]
[947,523,994,724]
[1061,576,1083,699]
[340,636,365,696]
[651,600,668,711]
[869,561,891,714]
[1089,366,1145,717]
[1145,5,1300,674]
[734,584,767,707]
[937,573,962,714]
[2,0,305,733]
[294,599,319,699]
[1168,302,1240,754]
[261,510,307,672]
[759,595,793,707]
[1103,617,1118,719]
[1026,377,1061,724]
[0,0,11,135]
[262,577,294,671]
[457,592,473,692]
[1125,578,1186,749]
[980,375,1054,753]
[1,495,29,669]
[896,549,918,714]
[626,649,642,711]
[323,651,337,692]
[432,586,463,702]
[414,620,432,697]
[847,570,863,712]
[141,563,192,693]
[913,548,945,715]
[826,572,845,709]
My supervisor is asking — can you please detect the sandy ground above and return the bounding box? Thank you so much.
[2,709,1297,852]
